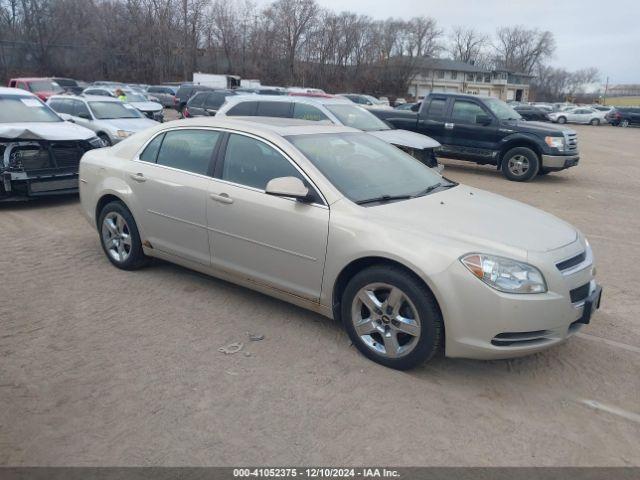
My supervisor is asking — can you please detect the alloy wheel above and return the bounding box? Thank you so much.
[101,212,132,263]
[351,282,421,358]
[507,154,530,177]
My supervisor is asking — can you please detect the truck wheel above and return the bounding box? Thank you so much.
[557,116,567,124]
[501,147,540,182]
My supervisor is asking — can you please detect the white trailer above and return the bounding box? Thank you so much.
[192,73,240,89]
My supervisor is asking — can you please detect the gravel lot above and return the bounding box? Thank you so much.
[1,122,639,466]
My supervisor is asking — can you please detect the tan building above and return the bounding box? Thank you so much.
[408,58,533,102]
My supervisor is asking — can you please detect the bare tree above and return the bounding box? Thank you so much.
[448,26,487,64]
[493,26,555,74]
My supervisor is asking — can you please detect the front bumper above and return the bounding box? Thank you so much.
[433,240,600,360]
[542,154,579,171]
[1,170,79,200]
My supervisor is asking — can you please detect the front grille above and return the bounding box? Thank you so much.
[565,133,578,152]
[556,251,586,271]
[51,143,85,168]
[570,282,590,304]
[491,330,552,347]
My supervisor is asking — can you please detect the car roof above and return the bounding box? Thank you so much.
[157,116,359,137]
[9,77,53,81]
[224,94,352,107]
[0,86,37,97]
[49,94,122,103]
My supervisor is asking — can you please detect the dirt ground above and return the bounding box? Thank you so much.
[1,122,639,467]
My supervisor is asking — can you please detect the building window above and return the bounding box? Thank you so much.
[451,71,457,80]
[436,70,445,79]
[467,73,475,82]
[484,74,491,83]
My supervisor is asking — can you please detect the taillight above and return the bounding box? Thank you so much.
[183,107,190,118]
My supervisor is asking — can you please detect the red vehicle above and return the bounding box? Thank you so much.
[7,77,64,101]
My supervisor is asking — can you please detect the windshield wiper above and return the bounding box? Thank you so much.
[355,194,413,205]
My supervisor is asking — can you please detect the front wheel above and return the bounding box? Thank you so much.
[501,147,540,182]
[341,265,443,370]
[557,116,567,124]
[98,201,149,270]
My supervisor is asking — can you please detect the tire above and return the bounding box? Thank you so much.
[620,120,629,128]
[590,118,600,126]
[98,201,149,270]
[341,265,443,370]
[557,116,567,124]
[501,147,540,182]
[97,133,112,146]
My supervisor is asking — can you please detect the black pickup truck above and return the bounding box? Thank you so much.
[371,93,580,181]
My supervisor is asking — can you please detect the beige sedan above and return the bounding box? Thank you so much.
[79,117,602,369]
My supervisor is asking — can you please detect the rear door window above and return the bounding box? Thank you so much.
[205,93,228,110]
[256,101,292,118]
[188,93,207,107]
[425,98,447,119]
[155,130,221,175]
[226,101,258,116]
[139,134,164,163]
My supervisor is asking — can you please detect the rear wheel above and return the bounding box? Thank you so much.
[620,120,630,128]
[98,201,149,270]
[342,265,443,370]
[590,118,600,126]
[501,147,540,182]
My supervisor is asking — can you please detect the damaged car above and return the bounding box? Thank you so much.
[0,87,103,201]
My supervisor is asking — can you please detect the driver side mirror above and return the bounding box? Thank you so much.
[476,114,492,126]
[265,176,312,202]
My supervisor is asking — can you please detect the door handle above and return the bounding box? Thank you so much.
[129,173,146,183]
[444,122,455,130]
[209,192,233,204]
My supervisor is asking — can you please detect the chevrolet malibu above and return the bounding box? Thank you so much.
[79,117,602,369]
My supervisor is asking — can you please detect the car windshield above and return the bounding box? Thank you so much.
[287,132,445,204]
[326,104,390,131]
[89,101,143,119]
[484,98,522,120]
[28,80,64,93]
[0,95,62,123]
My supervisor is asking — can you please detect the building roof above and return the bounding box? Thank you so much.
[413,58,489,73]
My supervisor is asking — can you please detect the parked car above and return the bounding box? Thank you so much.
[81,87,164,122]
[235,86,287,95]
[7,77,64,101]
[548,107,605,125]
[513,105,551,122]
[0,87,103,200]
[52,77,84,95]
[338,93,393,110]
[175,83,213,114]
[395,102,419,111]
[146,85,179,108]
[183,90,237,117]
[370,93,580,181]
[216,95,441,168]
[590,105,614,114]
[47,95,158,146]
[605,107,640,127]
[79,117,602,370]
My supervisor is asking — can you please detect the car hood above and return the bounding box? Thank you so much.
[366,185,577,256]
[97,117,159,132]
[368,129,441,149]
[0,121,95,141]
[128,101,163,112]
[501,119,575,135]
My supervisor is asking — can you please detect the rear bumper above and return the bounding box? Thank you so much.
[1,170,78,200]
[542,154,579,171]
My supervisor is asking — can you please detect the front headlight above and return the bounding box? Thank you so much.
[116,130,133,138]
[461,253,547,294]
[545,136,565,151]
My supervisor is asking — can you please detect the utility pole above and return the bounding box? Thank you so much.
[603,76,609,105]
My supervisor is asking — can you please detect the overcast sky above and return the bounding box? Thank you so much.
[260,0,640,84]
